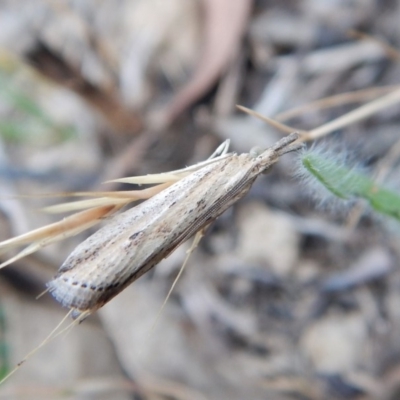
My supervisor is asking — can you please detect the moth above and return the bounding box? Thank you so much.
[47,133,301,318]
[0,133,302,384]
[1,133,301,320]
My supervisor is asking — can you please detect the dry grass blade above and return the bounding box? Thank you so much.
[42,183,174,213]
[108,175,182,185]
[0,140,230,270]
[0,205,121,268]
[348,29,400,60]
[0,205,117,253]
[107,145,231,185]
[275,86,399,121]
[236,105,305,134]
[0,183,176,265]
[0,309,92,385]
[42,197,132,213]
[305,87,400,141]
[237,87,400,142]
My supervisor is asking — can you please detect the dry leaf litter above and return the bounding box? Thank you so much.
[0,1,400,399]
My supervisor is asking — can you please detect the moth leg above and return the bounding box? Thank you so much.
[208,139,230,159]
[162,226,208,306]
[149,226,209,335]
[71,308,92,321]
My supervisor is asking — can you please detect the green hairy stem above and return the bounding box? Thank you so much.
[302,152,400,221]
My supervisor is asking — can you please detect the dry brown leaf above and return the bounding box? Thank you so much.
[163,0,253,125]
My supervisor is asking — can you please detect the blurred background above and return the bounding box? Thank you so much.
[1,0,400,399]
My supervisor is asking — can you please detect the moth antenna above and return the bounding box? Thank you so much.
[0,309,88,385]
[208,140,230,159]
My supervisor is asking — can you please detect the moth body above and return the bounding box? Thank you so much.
[47,134,300,316]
